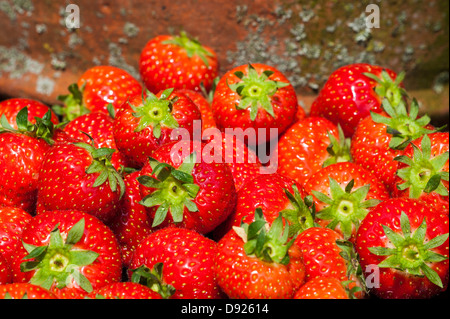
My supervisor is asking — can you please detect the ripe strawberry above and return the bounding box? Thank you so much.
[36,138,125,224]
[393,133,449,214]
[0,107,66,213]
[113,88,201,168]
[87,282,162,299]
[294,276,350,299]
[0,254,12,285]
[351,98,437,193]
[0,206,32,264]
[304,162,390,240]
[63,111,127,170]
[139,32,219,94]
[274,116,352,185]
[56,65,143,121]
[0,283,57,299]
[355,198,449,299]
[0,98,59,128]
[129,226,222,299]
[137,140,237,234]
[214,209,305,299]
[211,63,298,145]
[10,210,122,299]
[177,88,217,132]
[310,63,401,137]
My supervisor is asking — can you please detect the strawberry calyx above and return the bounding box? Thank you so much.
[138,152,200,228]
[335,239,367,297]
[233,208,295,265]
[227,64,290,121]
[312,178,382,240]
[395,134,449,198]
[20,218,99,293]
[323,125,353,167]
[162,31,214,67]
[74,134,125,199]
[363,70,406,108]
[130,263,175,299]
[55,83,90,122]
[368,212,449,288]
[132,88,179,138]
[281,185,317,236]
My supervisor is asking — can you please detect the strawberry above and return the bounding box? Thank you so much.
[351,98,437,194]
[129,226,222,299]
[87,282,162,299]
[274,116,352,185]
[36,137,125,224]
[393,133,449,214]
[139,32,219,94]
[137,140,237,234]
[0,283,57,299]
[55,65,143,121]
[113,88,201,168]
[304,162,390,240]
[0,206,32,264]
[0,107,67,213]
[355,198,449,299]
[0,98,59,128]
[63,111,127,170]
[310,63,401,137]
[214,209,305,299]
[177,88,217,132]
[211,63,298,145]
[0,254,12,285]
[10,210,122,299]
[294,276,350,299]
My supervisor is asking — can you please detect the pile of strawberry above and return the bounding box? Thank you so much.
[0,32,448,300]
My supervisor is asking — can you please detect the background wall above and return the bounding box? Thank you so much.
[0,0,448,125]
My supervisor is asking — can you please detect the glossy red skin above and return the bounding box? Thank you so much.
[177,89,217,132]
[77,65,143,114]
[310,63,398,137]
[63,112,127,170]
[0,132,52,213]
[139,140,237,234]
[0,206,32,264]
[109,171,153,268]
[0,254,12,285]
[113,90,202,168]
[304,162,390,239]
[88,282,162,299]
[10,210,122,299]
[211,63,298,145]
[0,283,57,299]
[294,276,349,299]
[0,98,59,128]
[36,143,122,223]
[392,132,449,214]
[139,35,219,94]
[214,230,305,299]
[355,198,449,299]
[274,116,341,185]
[130,227,222,299]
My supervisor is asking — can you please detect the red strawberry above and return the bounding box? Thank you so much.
[351,98,436,194]
[310,63,401,137]
[0,283,57,299]
[0,98,59,128]
[0,206,32,264]
[87,282,162,299]
[56,65,142,120]
[63,111,127,170]
[177,88,217,132]
[36,138,125,224]
[304,162,390,240]
[139,32,219,94]
[0,254,12,285]
[211,63,298,145]
[10,210,122,299]
[137,140,237,234]
[393,133,449,214]
[129,226,222,299]
[355,198,449,299]
[294,276,350,299]
[274,116,352,185]
[113,88,201,168]
[214,209,305,299]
